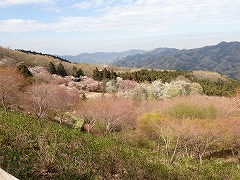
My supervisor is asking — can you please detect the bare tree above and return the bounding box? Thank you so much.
[50,86,79,124]
[77,97,137,135]
[25,83,52,120]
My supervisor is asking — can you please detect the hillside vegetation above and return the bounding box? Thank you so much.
[0,59,240,179]
[0,46,106,76]
[1,107,240,179]
[114,41,240,80]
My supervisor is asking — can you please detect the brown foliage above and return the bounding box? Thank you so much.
[137,95,234,117]
[25,83,79,122]
[136,111,239,165]
[0,66,26,111]
[24,83,53,120]
[49,85,80,123]
[77,97,137,135]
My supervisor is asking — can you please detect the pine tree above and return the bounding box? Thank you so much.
[57,63,67,77]
[49,62,57,74]
[110,69,117,80]
[72,66,78,77]
[76,68,84,77]
[16,64,32,77]
[93,67,100,80]
[72,67,84,77]
[102,68,111,80]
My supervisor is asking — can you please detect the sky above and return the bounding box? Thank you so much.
[1,0,240,55]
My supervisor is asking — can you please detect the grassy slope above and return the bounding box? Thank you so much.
[0,109,239,179]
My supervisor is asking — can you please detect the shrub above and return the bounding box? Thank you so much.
[167,103,219,119]
[137,113,165,138]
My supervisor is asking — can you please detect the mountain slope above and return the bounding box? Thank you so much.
[113,41,240,80]
[0,46,106,76]
[61,49,146,65]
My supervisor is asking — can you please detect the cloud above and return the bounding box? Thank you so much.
[72,0,120,10]
[0,0,240,33]
[0,0,54,8]
[0,19,47,33]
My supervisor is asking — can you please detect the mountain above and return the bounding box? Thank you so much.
[61,49,146,65]
[113,41,240,80]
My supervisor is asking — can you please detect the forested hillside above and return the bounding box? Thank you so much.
[114,41,240,80]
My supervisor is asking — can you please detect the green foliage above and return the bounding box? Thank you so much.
[137,113,165,138]
[119,69,240,97]
[0,109,239,179]
[114,42,240,81]
[167,103,219,119]
[92,67,117,81]
[76,68,84,77]
[72,66,84,77]
[56,63,67,77]
[119,69,189,83]
[0,109,172,179]
[191,78,240,97]
[48,62,57,74]
[16,64,32,77]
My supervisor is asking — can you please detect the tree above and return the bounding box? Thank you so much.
[25,83,52,121]
[50,86,79,124]
[0,67,26,112]
[25,83,80,124]
[57,63,67,77]
[72,66,78,77]
[93,67,100,80]
[77,97,136,135]
[110,69,117,80]
[72,67,84,78]
[76,68,84,77]
[102,68,110,80]
[49,62,57,74]
[17,64,32,77]
[137,113,181,163]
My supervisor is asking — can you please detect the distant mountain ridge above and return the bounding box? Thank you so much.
[61,49,146,65]
[113,41,240,80]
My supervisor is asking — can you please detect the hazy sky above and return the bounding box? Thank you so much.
[1,0,240,55]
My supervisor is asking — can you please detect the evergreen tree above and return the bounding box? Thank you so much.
[72,66,78,77]
[110,69,117,80]
[93,67,100,80]
[76,68,84,77]
[57,63,67,77]
[49,62,57,74]
[16,64,32,77]
[72,67,84,77]
[102,68,109,80]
